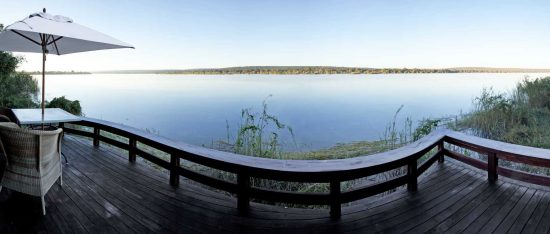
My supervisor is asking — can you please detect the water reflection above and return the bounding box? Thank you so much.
[37,73,549,150]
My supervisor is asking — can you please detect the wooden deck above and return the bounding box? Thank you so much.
[1,134,550,233]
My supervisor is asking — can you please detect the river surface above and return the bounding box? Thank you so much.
[35,73,550,150]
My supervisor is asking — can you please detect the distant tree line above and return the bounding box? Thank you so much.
[96,66,550,75]
[168,67,465,75]
[172,66,550,75]
[27,71,91,75]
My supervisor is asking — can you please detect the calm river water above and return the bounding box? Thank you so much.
[36,73,550,150]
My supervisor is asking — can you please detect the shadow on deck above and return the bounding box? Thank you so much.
[1,135,550,233]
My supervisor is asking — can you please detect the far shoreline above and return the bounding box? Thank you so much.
[24,66,550,75]
[95,66,550,75]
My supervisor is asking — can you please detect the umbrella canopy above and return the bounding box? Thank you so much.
[0,9,133,116]
[0,10,134,54]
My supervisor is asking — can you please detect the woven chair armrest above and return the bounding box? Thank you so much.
[0,137,7,182]
[0,114,11,122]
[37,130,63,173]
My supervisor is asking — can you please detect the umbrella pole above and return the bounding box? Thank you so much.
[40,33,47,119]
[40,33,47,130]
[42,49,45,116]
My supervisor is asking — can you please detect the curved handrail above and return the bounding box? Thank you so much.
[72,117,446,178]
[444,131,550,166]
[61,117,550,218]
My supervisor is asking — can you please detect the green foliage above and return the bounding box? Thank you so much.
[382,105,413,149]
[46,96,83,116]
[220,95,295,159]
[379,106,442,149]
[412,118,441,141]
[516,77,550,109]
[0,54,19,77]
[460,77,550,148]
[214,97,326,198]
[0,50,39,108]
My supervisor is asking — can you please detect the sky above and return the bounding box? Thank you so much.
[1,0,550,71]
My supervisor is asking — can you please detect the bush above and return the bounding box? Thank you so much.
[460,77,550,148]
[46,96,83,115]
[517,77,550,110]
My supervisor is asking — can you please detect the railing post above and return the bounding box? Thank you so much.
[407,160,418,192]
[93,127,100,147]
[488,152,498,184]
[129,138,137,162]
[237,173,250,214]
[330,180,341,219]
[169,153,180,186]
[438,141,445,163]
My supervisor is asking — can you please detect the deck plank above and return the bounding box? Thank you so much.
[65,138,266,232]
[335,165,479,232]
[504,189,543,233]
[446,182,518,233]
[492,188,536,233]
[466,185,528,233]
[373,171,485,233]
[406,179,504,233]
[521,191,550,234]
[62,147,177,233]
[1,134,550,234]
[480,187,534,233]
[425,181,507,233]
[534,192,550,233]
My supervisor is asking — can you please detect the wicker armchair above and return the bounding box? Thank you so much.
[0,122,63,215]
[0,107,17,124]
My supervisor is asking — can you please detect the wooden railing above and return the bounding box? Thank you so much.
[443,131,550,186]
[61,117,550,219]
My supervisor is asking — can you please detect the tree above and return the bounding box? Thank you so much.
[0,23,39,108]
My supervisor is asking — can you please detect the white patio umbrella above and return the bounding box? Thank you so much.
[0,8,134,115]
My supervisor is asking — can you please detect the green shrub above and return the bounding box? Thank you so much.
[46,96,83,115]
[460,77,550,149]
